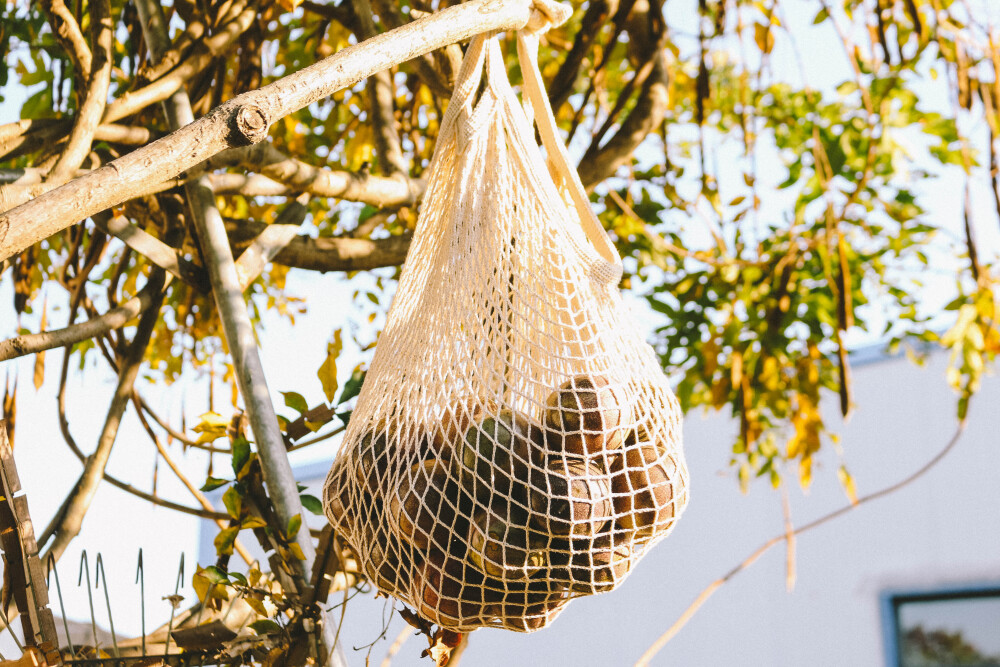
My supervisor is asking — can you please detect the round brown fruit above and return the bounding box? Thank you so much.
[355,427,390,495]
[528,459,612,538]
[364,524,413,595]
[557,534,632,594]
[457,410,538,502]
[432,398,500,460]
[499,593,567,632]
[610,445,678,539]
[412,551,499,627]
[466,507,548,580]
[543,376,630,456]
[388,459,462,552]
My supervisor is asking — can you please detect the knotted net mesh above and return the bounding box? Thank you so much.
[323,28,689,633]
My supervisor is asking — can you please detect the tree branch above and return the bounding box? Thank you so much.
[0,0,534,262]
[40,267,166,562]
[48,0,113,184]
[39,0,92,80]
[0,274,170,362]
[351,0,408,175]
[577,4,668,190]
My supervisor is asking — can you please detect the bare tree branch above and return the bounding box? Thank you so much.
[0,0,535,262]
[40,268,166,562]
[577,3,668,190]
[93,213,210,290]
[48,0,113,184]
[351,0,408,175]
[0,274,170,362]
[101,0,258,124]
[39,0,92,80]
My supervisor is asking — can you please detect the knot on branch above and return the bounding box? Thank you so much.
[232,105,270,146]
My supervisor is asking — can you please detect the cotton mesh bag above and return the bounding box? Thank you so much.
[323,5,689,633]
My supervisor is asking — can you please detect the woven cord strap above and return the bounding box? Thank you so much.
[516,24,623,286]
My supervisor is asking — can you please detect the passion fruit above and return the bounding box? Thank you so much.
[466,507,548,581]
[433,398,500,460]
[543,376,630,456]
[528,459,612,538]
[457,410,539,502]
[412,551,501,627]
[610,445,679,539]
[550,534,632,594]
[364,523,414,596]
[388,459,465,552]
[354,427,390,495]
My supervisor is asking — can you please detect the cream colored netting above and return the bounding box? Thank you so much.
[323,14,689,633]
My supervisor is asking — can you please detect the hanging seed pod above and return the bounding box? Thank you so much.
[528,458,612,538]
[543,376,629,456]
[467,507,548,580]
[413,551,502,627]
[610,445,679,540]
[388,459,464,552]
[458,410,539,502]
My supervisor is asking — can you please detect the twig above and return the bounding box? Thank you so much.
[379,626,413,667]
[40,267,167,562]
[0,274,171,362]
[634,416,969,666]
[130,393,256,566]
[48,0,113,184]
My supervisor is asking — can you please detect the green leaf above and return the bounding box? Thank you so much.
[300,494,323,515]
[281,391,308,415]
[232,437,251,476]
[200,477,231,492]
[317,330,343,403]
[250,619,283,635]
[228,571,248,587]
[286,513,302,540]
[222,486,242,520]
[242,515,268,529]
[338,366,365,405]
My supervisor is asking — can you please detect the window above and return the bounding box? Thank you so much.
[883,585,1000,667]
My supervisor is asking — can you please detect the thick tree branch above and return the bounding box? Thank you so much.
[229,143,422,206]
[272,232,412,273]
[0,0,534,263]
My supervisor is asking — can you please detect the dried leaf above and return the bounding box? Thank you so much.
[317,330,343,403]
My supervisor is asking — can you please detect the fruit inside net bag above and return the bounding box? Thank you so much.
[323,12,689,633]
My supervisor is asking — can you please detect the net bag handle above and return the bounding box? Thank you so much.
[515,18,624,287]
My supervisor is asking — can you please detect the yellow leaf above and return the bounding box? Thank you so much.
[837,466,858,505]
[317,330,343,403]
[246,597,269,617]
[288,543,306,561]
[33,297,47,390]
